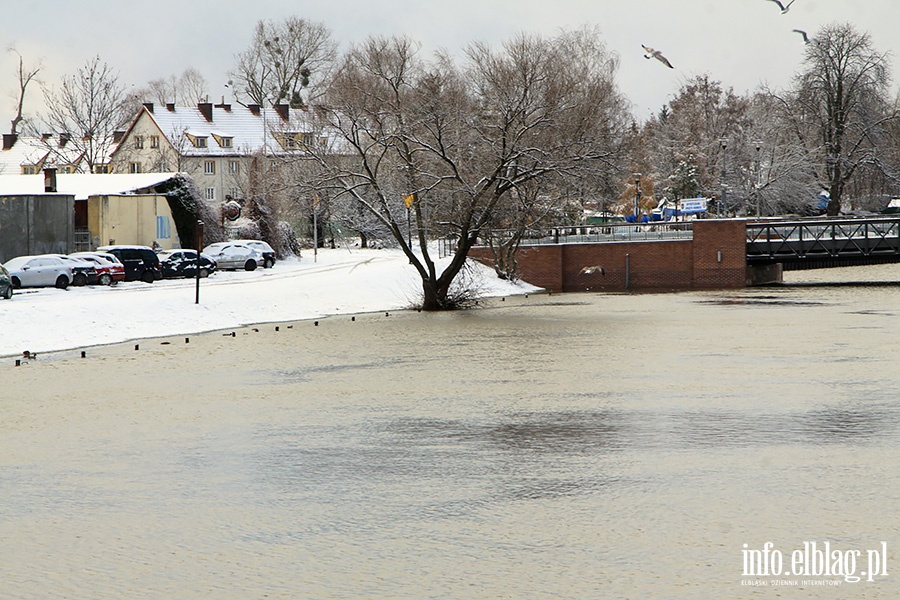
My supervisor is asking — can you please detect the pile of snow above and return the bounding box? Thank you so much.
[1,248,538,357]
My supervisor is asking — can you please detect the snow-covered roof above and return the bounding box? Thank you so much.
[0,134,89,175]
[137,103,323,156]
[0,173,184,200]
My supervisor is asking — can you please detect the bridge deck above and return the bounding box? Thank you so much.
[746,217,900,265]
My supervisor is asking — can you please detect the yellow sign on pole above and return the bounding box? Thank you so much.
[404,194,415,208]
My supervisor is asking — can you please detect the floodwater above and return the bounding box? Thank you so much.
[2,265,899,598]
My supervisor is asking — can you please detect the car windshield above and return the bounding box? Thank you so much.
[3,257,32,270]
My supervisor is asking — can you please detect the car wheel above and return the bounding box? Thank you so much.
[141,271,155,284]
[98,273,112,286]
[73,272,87,286]
[244,260,257,271]
[2,286,11,300]
[199,268,209,278]
[11,277,21,289]
[264,258,274,269]
[55,275,69,289]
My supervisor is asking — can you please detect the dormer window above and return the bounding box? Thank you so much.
[211,133,233,148]
[184,132,208,148]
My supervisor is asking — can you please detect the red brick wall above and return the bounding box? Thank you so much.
[691,220,746,289]
[469,220,747,292]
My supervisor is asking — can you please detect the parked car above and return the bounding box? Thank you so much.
[0,264,13,299]
[158,249,217,278]
[47,254,99,286]
[202,242,264,271]
[95,245,162,282]
[70,252,126,285]
[227,239,277,268]
[3,255,73,289]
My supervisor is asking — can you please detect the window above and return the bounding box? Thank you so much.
[134,135,144,149]
[204,160,216,175]
[229,160,239,174]
[129,162,141,173]
[94,164,109,174]
[150,135,159,149]
[22,165,36,175]
[221,137,233,148]
[230,188,240,199]
[195,137,207,148]
[302,132,314,146]
[206,187,216,201]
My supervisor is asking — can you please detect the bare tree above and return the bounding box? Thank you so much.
[643,75,752,214]
[136,68,210,107]
[303,28,628,309]
[790,23,896,214]
[40,55,130,171]
[230,17,337,108]
[6,46,41,135]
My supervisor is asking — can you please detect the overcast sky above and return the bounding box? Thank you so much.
[1,0,896,132]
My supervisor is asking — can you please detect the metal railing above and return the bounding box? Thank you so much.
[485,222,695,247]
[73,229,93,252]
[746,217,900,263]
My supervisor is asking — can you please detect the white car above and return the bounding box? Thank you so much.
[3,255,74,289]
[229,239,277,268]
[202,242,264,271]
[205,240,276,268]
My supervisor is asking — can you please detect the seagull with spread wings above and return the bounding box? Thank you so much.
[642,45,674,69]
[793,29,810,44]
[766,0,796,14]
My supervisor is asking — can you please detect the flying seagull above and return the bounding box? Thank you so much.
[766,0,796,14]
[642,45,674,69]
[580,265,605,276]
[793,29,810,44]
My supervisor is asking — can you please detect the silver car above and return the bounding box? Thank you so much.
[3,255,74,289]
[202,242,264,271]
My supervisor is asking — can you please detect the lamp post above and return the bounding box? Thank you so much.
[719,139,728,217]
[754,141,763,217]
[633,172,642,222]
[194,220,204,304]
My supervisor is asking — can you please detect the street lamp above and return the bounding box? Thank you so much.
[719,139,728,217]
[754,141,763,217]
[633,172,642,222]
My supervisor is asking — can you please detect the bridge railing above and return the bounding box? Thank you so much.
[487,222,695,247]
[746,216,900,261]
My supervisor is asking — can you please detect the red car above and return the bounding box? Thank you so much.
[70,252,126,285]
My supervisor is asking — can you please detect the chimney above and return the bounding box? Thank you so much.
[215,102,232,112]
[41,132,52,140]
[2,133,17,150]
[198,102,213,122]
[143,102,154,113]
[274,103,289,121]
[248,104,261,116]
[166,103,176,112]
[43,167,58,193]
[59,133,71,148]
[112,130,126,144]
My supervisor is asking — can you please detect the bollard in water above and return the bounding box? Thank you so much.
[81,351,86,358]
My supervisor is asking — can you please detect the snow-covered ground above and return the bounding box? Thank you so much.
[0,248,538,358]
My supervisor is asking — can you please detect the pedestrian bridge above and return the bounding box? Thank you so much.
[468,216,900,292]
[746,217,900,268]
[508,216,900,267]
